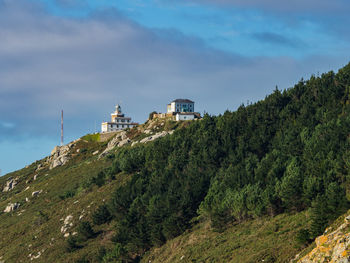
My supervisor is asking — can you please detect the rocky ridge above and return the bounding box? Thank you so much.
[296,212,350,263]
[46,139,81,169]
[99,119,175,158]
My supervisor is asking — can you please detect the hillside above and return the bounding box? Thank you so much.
[0,119,180,262]
[2,63,350,262]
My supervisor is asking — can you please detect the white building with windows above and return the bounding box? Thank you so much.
[167,99,194,113]
[175,112,196,121]
[101,104,138,133]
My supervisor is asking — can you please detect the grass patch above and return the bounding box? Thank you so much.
[81,133,100,142]
[142,212,309,263]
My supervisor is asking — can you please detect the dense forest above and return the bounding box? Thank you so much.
[89,63,350,261]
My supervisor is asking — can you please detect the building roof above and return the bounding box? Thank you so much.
[172,99,194,103]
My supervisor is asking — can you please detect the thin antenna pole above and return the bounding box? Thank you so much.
[61,110,64,146]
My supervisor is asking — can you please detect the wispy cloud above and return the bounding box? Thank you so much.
[188,0,350,13]
[252,32,304,48]
[0,0,349,144]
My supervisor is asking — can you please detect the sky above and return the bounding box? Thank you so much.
[1,0,350,175]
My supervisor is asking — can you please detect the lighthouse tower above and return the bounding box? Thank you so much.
[101,104,138,133]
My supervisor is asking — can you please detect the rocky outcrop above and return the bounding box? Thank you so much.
[138,130,173,144]
[99,129,174,158]
[297,214,350,262]
[2,177,19,192]
[48,145,70,169]
[4,203,20,213]
[99,130,129,158]
[61,215,74,237]
[47,139,79,169]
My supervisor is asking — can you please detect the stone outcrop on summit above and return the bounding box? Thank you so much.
[46,139,80,169]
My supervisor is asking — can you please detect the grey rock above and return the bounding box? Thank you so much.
[2,177,18,192]
[118,138,130,147]
[48,143,74,169]
[4,202,20,213]
[140,131,169,144]
[99,130,128,158]
[32,190,42,197]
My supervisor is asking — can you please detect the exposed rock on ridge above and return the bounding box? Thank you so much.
[46,139,80,169]
[99,128,174,158]
[297,214,350,262]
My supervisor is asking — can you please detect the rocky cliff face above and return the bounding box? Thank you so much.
[297,214,350,263]
[99,119,176,158]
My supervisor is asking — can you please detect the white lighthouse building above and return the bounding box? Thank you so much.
[101,104,138,133]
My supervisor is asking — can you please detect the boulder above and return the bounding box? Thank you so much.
[140,131,170,144]
[35,163,44,172]
[4,203,20,213]
[32,190,42,197]
[61,215,74,236]
[48,144,72,169]
[131,141,139,147]
[118,138,130,147]
[99,130,128,158]
[2,177,19,192]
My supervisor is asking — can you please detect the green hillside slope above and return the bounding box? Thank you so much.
[2,63,350,262]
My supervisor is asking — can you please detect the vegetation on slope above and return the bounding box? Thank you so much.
[96,63,350,261]
[2,63,350,262]
[142,212,309,263]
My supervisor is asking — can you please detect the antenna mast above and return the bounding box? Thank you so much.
[61,110,64,146]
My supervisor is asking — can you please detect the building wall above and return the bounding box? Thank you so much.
[167,104,172,113]
[176,113,195,121]
[101,122,136,133]
[101,123,108,133]
[170,102,194,113]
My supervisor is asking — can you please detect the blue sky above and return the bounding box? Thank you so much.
[1,0,350,175]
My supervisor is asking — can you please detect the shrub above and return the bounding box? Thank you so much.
[92,205,112,225]
[97,247,107,261]
[148,111,157,120]
[75,256,89,263]
[66,236,80,252]
[59,189,76,200]
[33,211,49,226]
[102,243,126,263]
[91,172,106,187]
[296,229,312,245]
[77,221,95,240]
